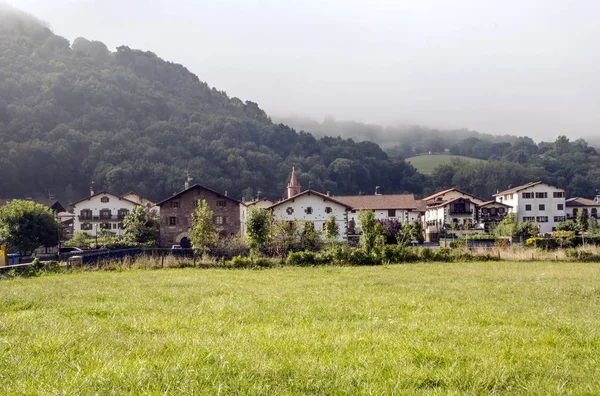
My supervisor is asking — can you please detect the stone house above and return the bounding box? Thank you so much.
[157,184,241,248]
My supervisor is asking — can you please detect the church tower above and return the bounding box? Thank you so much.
[287,167,301,199]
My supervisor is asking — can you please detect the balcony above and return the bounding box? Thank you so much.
[79,215,124,222]
[449,210,473,215]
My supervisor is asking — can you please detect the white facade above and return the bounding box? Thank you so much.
[270,191,348,241]
[495,182,566,234]
[71,192,140,236]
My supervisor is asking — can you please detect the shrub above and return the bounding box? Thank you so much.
[230,255,253,268]
[433,247,453,262]
[347,249,381,266]
[212,237,250,260]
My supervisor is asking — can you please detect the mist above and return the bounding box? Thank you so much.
[10,0,600,139]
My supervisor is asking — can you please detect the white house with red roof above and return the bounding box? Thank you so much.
[70,190,141,237]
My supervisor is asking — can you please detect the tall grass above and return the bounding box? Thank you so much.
[1,263,600,394]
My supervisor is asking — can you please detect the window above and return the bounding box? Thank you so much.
[535,192,548,199]
[100,209,111,219]
[522,192,534,199]
[553,192,565,198]
[100,223,111,229]
[557,204,564,211]
[215,216,224,225]
[536,216,549,223]
[509,194,514,200]
[217,200,227,207]
[113,223,117,229]
[305,207,313,214]
[525,205,532,211]
[325,207,333,214]
[169,216,177,226]
[554,216,566,222]
[388,209,396,217]
[286,207,294,215]
[173,201,180,208]
[499,197,503,202]
[539,204,545,211]
[101,196,110,203]
[80,209,92,219]
[118,209,129,219]
[592,208,598,218]
[81,223,92,230]
[523,216,535,222]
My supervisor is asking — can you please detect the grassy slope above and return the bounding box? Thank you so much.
[1,263,600,394]
[407,154,486,175]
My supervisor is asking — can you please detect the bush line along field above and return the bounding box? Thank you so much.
[1,262,600,394]
[406,154,486,175]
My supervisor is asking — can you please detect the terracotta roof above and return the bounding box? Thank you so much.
[121,192,156,205]
[480,200,512,207]
[156,184,241,206]
[334,194,421,211]
[566,197,600,207]
[69,191,141,207]
[243,198,275,207]
[414,200,427,212]
[492,181,552,196]
[427,196,480,209]
[268,190,353,210]
[423,188,485,203]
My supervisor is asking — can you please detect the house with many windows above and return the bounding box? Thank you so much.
[70,191,141,236]
[494,182,566,234]
[422,188,489,242]
[157,184,241,248]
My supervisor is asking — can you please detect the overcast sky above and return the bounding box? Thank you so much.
[10,0,600,139]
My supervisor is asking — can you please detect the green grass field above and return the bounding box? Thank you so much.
[406,154,486,175]
[2,262,600,394]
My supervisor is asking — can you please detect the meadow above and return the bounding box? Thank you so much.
[1,262,600,394]
[406,154,486,175]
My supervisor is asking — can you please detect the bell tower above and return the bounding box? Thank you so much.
[287,167,301,199]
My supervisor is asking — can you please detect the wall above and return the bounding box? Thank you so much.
[271,193,348,241]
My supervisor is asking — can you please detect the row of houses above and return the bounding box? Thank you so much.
[7,171,600,247]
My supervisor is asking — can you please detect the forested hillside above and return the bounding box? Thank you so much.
[0,7,424,203]
[278,117,600,200]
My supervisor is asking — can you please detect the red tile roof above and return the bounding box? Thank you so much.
[334,194,421,211]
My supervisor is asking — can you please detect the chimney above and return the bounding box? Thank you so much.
[90,182,95,196]
[225,190,228,197]
[375,186,381,196]
[326,191,330,196]
[596,192,600,204]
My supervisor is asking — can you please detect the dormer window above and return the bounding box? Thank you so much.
[101,196,109,203]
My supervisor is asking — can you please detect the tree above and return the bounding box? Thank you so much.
[299,221,321,252]
[556,220,578,232]
[189,199,218,255]
[588,217,599,236]
[0,200,62,254]
[576,209,589,233]
[358,210,382,254]
[123,206,159,247]
[245,206,272,254]
[66,231,92,249]
[324,215,340,243]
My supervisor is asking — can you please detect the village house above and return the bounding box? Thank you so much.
[566,195,600,224]
[423,188,488,242]
[70,190,141,237]
[157,184,241,248]
[121,192,160,215]
[494,182,566,234]
[334,194,425,237]
[240,197,275,234]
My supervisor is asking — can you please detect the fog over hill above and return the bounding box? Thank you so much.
[12,0,600,141]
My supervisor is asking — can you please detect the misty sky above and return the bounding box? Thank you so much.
[10,0,600,139]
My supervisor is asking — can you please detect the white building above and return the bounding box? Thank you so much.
[422,188,487,242]
[494,182,566,234]
[71,191,141,236]
[566,196,600,224]
[269,189,351,241]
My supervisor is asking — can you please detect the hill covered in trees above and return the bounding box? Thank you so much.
[0,6,425,203]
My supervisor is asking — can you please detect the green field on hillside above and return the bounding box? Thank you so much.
[2,263,600,394]
[407,154,486,174]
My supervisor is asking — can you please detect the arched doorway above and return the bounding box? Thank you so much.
[180,237,191,249]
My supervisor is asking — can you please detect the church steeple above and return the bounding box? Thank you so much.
[287,167,301,199]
